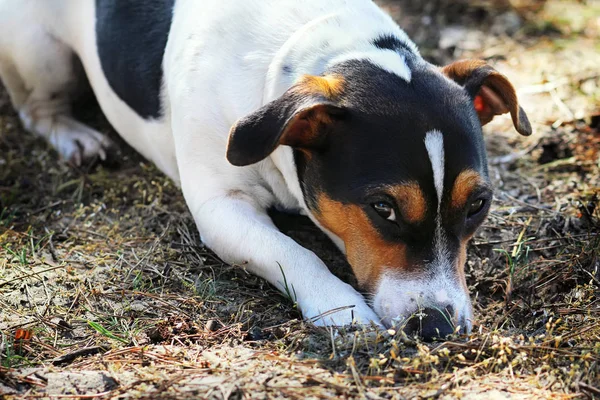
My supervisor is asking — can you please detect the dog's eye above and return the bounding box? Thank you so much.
[372,202,396,221]
[467,198,486,218]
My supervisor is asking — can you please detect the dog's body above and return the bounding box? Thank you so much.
[0,0,531,338]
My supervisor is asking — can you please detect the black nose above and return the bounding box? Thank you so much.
[403,306,455,341]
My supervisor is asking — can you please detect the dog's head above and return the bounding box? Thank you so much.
[227,57,530,338]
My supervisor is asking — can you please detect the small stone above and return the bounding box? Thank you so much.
[491,11,523,36]
[46,372,118,395]
[246,326,265,341]
[205,319,220,332]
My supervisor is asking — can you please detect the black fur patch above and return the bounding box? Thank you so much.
[372,34,415,55]
[96,0,175,119]
[293,59,491,263]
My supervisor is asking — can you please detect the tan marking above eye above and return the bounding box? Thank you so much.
[315,194,409,289]
[384,182,427,224]
[450,169,485,210]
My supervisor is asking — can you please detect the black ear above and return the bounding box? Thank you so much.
[441,60,532,136]
[226,75,347,166]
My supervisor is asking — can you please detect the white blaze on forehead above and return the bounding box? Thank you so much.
[327,50,411,82]
[424,130,449,265]
[424,130,445,209]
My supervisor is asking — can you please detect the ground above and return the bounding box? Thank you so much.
[1,0,599,399]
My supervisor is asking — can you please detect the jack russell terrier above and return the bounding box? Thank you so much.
[0,0,531,339]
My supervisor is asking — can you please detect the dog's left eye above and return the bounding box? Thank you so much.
[372,202,396,221]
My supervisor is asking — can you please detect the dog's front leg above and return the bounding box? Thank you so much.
[192,195,382,327]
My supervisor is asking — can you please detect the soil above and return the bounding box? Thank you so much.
[1,1,599,399]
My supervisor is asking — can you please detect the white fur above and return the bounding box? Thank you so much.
[328,50,411,82]
[425,130,445,209]
[1,0,478,329]
[373,272,473,331]
[425,130,450,271]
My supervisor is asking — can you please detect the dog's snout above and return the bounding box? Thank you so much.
[374,274,473,335]
[403,306,455,341]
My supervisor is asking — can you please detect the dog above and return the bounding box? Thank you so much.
[0,0,531,339]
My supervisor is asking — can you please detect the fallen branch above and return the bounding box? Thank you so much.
[51,346,108,366]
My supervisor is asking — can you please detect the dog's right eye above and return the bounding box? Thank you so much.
[467,198,486,218]
[372,202,396,221]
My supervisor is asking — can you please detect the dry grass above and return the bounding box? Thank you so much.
[1,0,599,398]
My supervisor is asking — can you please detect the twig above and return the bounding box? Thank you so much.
[517,77,570,95]
[532,157,578,171]
[550,88,575,124]
[347,356,366,398]
[330,327,337,359]
[70,228,110,240]
[578,382,600,397]
[495,191,559,215]
[308,305,356,323]
[51,345,108,365]
[45,228,59,263]
[31,200,69,215]
[517,72,600,95]
[0,263,64,288]
[39,390,115,399]
[489,139,541,166]
[542,322,600,347]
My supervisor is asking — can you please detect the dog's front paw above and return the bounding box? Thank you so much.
[300,284,383,328]
[308,304,382,328]
[51,120,114,167]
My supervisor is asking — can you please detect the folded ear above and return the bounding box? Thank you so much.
[226,75,346,166]
[441,60,532,136]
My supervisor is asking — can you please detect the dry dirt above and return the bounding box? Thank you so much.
[1,1,599,399]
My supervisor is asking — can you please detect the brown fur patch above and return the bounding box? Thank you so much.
[450,169,485,210]
[385,182,427,224]
[455,236,474,327]
[440,59,488,83]
[297,74,345,99]
[441,59,531,136]
[456,238,469,294]
[276,74,345,150]
[315,194,409,289]
[227,189,246,198]
[280,104,334,149]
